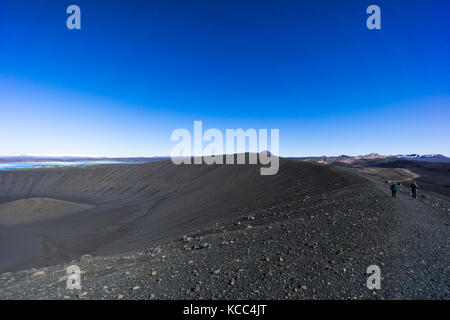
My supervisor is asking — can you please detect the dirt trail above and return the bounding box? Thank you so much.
[351,172,450,298]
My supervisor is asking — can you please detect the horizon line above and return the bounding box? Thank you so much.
[0,152,449,159]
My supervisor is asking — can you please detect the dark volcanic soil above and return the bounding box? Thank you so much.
[0,158,449,299]
[0,157,353,273]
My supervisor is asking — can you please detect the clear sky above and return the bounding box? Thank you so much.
[0,0,449,157]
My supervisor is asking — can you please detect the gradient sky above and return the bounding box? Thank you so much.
[0,0,449,157]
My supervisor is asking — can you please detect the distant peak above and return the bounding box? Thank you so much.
[358,153,386,158]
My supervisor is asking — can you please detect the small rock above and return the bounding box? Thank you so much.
[182,236,193,242]
[58,274,69,282]
[32,271,45,277]
[1,272,12,280]
[80,254,93,262]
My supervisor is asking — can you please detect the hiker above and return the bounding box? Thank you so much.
[410,181,419,199]
[390,182,398,198]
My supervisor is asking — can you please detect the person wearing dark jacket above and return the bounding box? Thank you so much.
[390,183,398,198]
[410,181,419,199]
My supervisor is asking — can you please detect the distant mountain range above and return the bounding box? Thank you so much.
[292,153,450,164]
[1,154,449,164]
[359,153,450,162]
[390,154,450,161]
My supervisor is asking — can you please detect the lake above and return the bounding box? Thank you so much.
[0,161,141,170]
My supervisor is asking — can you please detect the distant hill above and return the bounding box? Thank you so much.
[290,154,450,198]
[290,153,450,164]
[392,154,450,162]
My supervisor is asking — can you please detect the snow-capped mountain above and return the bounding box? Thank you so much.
[360,153,450,162]
[358,153,388,158]
[295,153,450,164]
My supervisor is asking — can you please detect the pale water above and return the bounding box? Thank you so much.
[0,161,141,170]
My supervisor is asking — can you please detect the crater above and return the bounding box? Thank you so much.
[0,198,94,226]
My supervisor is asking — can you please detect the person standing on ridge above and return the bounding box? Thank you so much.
[390,182,398,198]
[410,181,419,199]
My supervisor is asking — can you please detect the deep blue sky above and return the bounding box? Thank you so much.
[0,0,449,156]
